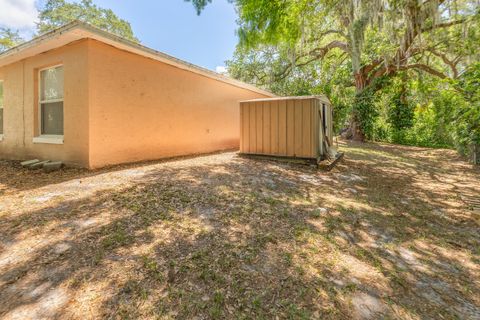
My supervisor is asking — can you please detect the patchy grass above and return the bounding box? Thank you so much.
[0,141,479,319]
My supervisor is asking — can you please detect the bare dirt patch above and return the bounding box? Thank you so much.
[0,141,479,319]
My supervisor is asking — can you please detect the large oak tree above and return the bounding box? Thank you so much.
[189,0,478,140]
[38,0,138,41]
[0,0,138,53]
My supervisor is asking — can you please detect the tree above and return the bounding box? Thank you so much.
[190,0,478,141]
[187,0,214,14]
[38,0,138,42]
[0,28,24,52]
[455,62,480,163]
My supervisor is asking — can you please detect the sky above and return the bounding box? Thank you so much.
[0,0,239,72]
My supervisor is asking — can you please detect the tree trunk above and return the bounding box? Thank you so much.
[472,143,480,165]
[347,72,368,141]
[349,114,365,141]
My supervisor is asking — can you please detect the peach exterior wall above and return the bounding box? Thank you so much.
[87,40,270,169]
[0,40,90,166]
[0,39,270,169]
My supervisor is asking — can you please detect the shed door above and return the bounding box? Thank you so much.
[322,104,328,139]
[318,107,324,156]
[322,103,333,144]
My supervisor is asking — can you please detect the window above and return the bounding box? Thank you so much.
[39,65,64,136]
[0,80,3,137]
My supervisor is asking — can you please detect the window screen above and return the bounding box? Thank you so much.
[41,102,63,135]
[40,66,64,135]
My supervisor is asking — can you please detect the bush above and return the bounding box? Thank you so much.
[454,63,480,162]
[368,69,480,158]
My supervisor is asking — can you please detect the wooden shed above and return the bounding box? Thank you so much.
[240,96,334,162]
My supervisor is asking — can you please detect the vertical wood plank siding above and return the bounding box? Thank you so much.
[286,100,295,156]
[255,102,263,153]
[294,99,303,157]
[250,102,256,152]
[263,101,271,154]
[278,100,287,155]
[240,97,331,159]
[270,100,279,155]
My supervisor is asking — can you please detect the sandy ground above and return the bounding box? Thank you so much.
[0,140,479,319]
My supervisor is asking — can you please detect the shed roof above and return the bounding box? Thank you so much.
[240,95,331,104]
[0,21,274,97]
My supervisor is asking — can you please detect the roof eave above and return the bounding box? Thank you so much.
[0,21,275,97]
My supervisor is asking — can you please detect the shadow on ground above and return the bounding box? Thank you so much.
[0,141,479,319]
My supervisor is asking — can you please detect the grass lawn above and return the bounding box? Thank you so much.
[0,140,479,319]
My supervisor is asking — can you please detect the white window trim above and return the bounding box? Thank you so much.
[33,135,64,144]
[34,64,64,144]
[0,79,3,141]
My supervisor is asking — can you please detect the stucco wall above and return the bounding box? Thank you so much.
[87,40,270,168]
[0,40,90,166]
[0,38,271,169]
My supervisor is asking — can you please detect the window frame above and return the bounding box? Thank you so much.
[34,64,64,144]
[0,79,4,141]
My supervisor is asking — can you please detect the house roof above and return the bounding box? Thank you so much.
[0,21,274,97]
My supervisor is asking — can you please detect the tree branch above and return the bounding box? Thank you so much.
[310,40,349,56]
[308,30,347,42]
[426,48,459,78]
[367,0,455,84]
[421,19,466,32]
[366,60,448,83]
[360,58,383,77]
[396,63,447,78]
[273,40,348,80]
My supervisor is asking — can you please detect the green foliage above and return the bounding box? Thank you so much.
[1,0,138,52]
[38,0,138,41]
[0,28,23,52]
[352,77,392,140]
[455,63,480,160]
[353,90,378,140]
[193,0,478,141]
[185,0,214,15]
[1,0,138,51]
[369,73,477,154]
[387,93,414,132]
[371,74,416,143]
[227,44,355,133]
[402,100,456,148]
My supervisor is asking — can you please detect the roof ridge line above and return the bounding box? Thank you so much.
[0,21,275,97]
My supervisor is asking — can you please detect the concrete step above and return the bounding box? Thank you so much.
[43,161,63,173]
[21,159,64,172]
[21,159,40,167]
[29,160,50,170]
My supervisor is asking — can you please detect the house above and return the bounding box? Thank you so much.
[0,21,273,169]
